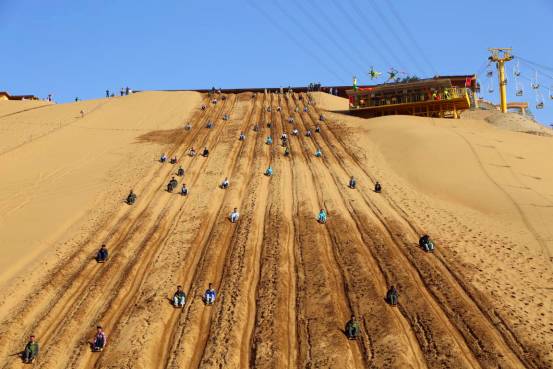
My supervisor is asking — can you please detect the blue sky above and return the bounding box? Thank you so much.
[2,0,553,124]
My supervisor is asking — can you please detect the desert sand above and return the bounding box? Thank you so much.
[0,91,551,368]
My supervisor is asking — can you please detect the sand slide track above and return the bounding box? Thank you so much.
[164,93,268,368]
[1,91,548,368]
[290,94,429,369]
[0,95,228,368]
[77,93,245,368]
[290,95,431,369]
[249,93,298,369]
[190,94,270,367]
[309,93,535,368]
[318,101,544,367]
[280,94,366,368]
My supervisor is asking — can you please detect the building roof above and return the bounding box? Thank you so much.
[0,91,39,100]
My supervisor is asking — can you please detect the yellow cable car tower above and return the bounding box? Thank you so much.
[488,48,513,113]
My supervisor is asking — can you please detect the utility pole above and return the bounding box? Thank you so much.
[488,48,513,113]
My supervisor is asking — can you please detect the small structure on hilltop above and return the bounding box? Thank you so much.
[0,91,39,101]
[507,102,529,116]
[345,75,479,119]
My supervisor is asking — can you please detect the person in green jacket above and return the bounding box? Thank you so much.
[22,335,39,363]
[345,315,360,339]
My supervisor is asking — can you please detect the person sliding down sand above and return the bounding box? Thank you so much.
[374,181,382,193]
[92,326,106,352]
[315,148,322,157]
[202,147,209,157]
[204,283,217,305]
[265,166,273,176]
[96,244,108,263]
[239,132,245,141]
[180,183,188,196]
[318,209,327,223]
[221,177,229,189]
[167,177,178,192]
[386,285,398,306]
[127,190,137,205]
[173,286,186,307]
[419,234,435,252]
[265,136,273,145]
[230,208,239,223]
[345,315,360,340]
[189,147,196,157]
[177,166,184,176]
[349,176,356,189]
[22,335,39,363]
[160,153,167,163]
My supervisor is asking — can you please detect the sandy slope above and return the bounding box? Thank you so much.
[310,91,349,111]
[0,100,50,117]
[0,92,201,287]
[0,91,551,369]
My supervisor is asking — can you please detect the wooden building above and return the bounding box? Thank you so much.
[345,75,477,119]
[0,91,39,101]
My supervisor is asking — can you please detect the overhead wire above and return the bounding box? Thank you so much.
[291,0,368,73]
[518,73,551,95]
[344,0,410,73]
[515,55,553,74]
[382,0,438,75]
[356,0,427,76]
[329,0,393,67]
[271,0,353,80]
[516,57,553,83]
[246,0,344,82]
[307,0,378,72]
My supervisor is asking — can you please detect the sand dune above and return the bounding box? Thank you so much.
[310,91,349,111]
[0,92,201,286]
[0,91,551,368]
[0,100,50,118]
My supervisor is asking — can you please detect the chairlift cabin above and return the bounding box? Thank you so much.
[536,91,545,109]
[532,70,540,90]
[513,60,521,77]
[488,79,494,94]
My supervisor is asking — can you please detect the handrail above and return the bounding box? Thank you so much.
[350,87,470,109]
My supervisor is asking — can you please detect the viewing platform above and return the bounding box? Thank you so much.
[345,76,477,119]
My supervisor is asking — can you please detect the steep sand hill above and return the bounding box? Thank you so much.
[0,91,201,287]
[0,91,551,369]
